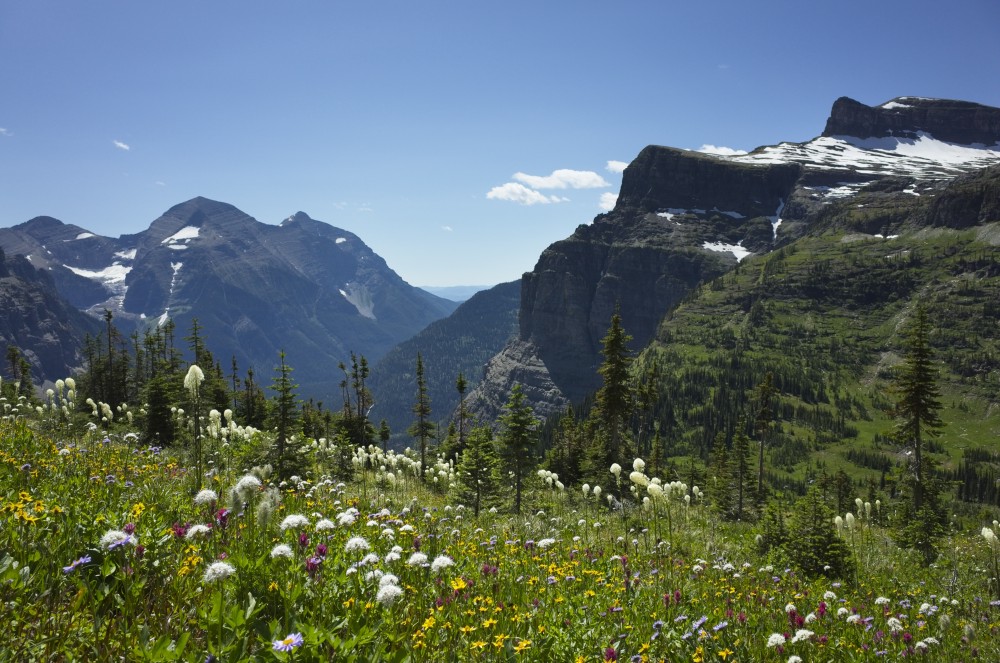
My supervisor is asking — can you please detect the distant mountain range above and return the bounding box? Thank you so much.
[0,198,458,400]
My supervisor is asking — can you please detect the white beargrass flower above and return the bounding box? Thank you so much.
[271,544,294,559]
[279,514,310,531]
[632,458,645,472]
[376,583,404,605]
[875,596,890,605]
[791,629,813,643]
[203,561,235,583]
[610,463,622,477]
[345,536,370,553]
[184,364,205,398]
[430,555,454,573]
[185,524,212,539]
[194,489,218,505]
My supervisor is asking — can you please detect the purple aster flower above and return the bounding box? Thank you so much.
[62,555,92,574]
[272,632,304,652]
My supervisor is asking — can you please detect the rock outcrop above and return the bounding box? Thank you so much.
[823,96,1000,145]
[0,248,101,385]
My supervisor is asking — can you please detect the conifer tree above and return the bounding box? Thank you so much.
[456,425,500,516]
[784,486,854,580]
[709,431,734,519]
[499,384,538,514]
[732,420,753,520]
[409,353,434,478]
[753,372,778,503]
[584,309,634,478]
[269,350,302,480]
[892,304,943,511]
[891,304,947,562]
[379,419,391,453]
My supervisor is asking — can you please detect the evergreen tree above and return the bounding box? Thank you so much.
[584,309,634,477]
[455,372,469,455]
[784,486,855,580]
[544,407,585,487]
[891,305,947,562]
[709,431,734,519]
[892,304,943,511]
[408,353,434,479]
[499,384,538,514]
[456,425,501,516]
[753,372,778,503]
[379,419,391,453]
[269,350,302,480]
[732,420,753,520]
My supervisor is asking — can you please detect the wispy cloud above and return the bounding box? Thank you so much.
[0,128,11,137]
[441,225,453,232]
[512,169,609,190]
[605,160,629,174]
[599,192,618,211]
[155,180,166,186]
[113,139,130,151]
[696,144,747,156]
[487,182,568,205]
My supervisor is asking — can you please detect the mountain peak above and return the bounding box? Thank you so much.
[822,96,1000,145]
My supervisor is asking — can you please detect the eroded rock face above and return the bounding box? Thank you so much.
[823,96,1000,145]
[0,249,101,384]
[468,148,801,423]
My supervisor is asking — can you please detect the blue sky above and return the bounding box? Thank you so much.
[2,1,998,287]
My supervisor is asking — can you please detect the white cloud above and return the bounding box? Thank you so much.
[155,180,166,186]
[441,225,453,232]
[0,128,11,137]
[605,160,629,174]
[512,168,609,190]
[487,182,567,205]
[113,139,130,151]
[599,192,618,211]
[696,144,747,156]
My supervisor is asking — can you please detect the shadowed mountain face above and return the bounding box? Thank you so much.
[466,96,1000,423]
[0,248,101,385]
[0,198,458,401]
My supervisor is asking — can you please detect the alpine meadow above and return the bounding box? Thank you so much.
[5,82,1000,663]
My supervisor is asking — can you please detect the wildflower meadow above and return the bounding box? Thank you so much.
[2,388,1000,662]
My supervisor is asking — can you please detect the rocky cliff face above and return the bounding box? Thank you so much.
[468,96,1000,423]
[0,249,101,385]
[823,96,1000,145]
[0,198,458,400]
[470,149,803,421]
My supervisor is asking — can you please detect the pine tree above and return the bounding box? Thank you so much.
[456,425,501,516]
[269,350,302,480]
[891,304,947,563]
[544,407,585,487]
[709,432,734,519]
[499,384,538,514]
[408,353,434,479]
[379,419,391,453]
[892,304,943,511]
[753,372,778,503]
[732,420,753,520]
[784,486,855,580]
[585,309,634,478]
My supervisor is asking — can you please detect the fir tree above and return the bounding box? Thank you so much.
[499,384,538,514]
[456,425,500,517]
[408,353,434,479]
[269,350,302,481]
[784,486,855,580]
[585,309,634,478]
[753,372,778,503]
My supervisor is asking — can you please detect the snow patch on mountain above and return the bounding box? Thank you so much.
[161,226,200,245]
[158,262,183,327]
[115,248,137,260]
[702,241,752,262]
[731,133,1000,180]
[340,283,376,320]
